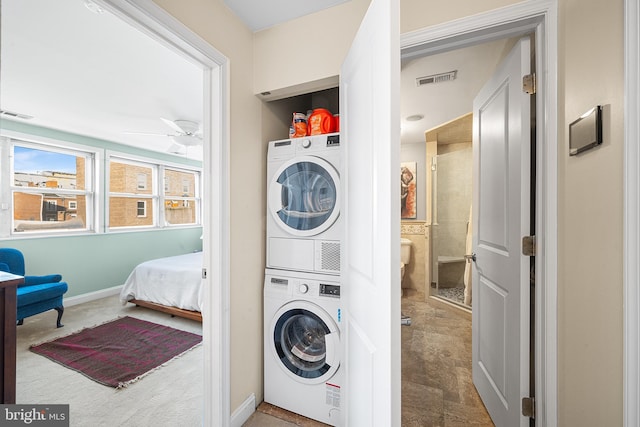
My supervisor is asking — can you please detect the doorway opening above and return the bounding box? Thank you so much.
[99,1,231,425]
[400,33,535,425]
[399,2,558,424]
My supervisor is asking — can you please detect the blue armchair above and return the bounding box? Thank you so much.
[0,248,68,328]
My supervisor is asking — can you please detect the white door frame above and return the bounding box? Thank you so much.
[98,1,231,426]
[401,1,558,425]
[624,0,640,425]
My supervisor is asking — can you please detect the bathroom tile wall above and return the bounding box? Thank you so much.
[401,221,428,296]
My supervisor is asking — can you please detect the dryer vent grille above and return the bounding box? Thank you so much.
[320,242,340,272]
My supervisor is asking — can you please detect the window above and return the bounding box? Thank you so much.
[137,201,147,217]
[1,139,96,236]
[163,168,200,226]
[137,173,147,190]
[108,156,200,230]
[108,158,155,228]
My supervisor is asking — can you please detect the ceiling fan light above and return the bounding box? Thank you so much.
[167,143,186,155]
[172,134,201,146]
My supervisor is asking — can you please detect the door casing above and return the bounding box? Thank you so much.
[401,1,558,425]
[98,1,231,426]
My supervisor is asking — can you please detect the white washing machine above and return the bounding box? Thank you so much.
[264,268,342,426]
[266,133,341,275]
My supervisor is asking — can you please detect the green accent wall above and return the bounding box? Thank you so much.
[1,119,203,297]
[0,229,202,297]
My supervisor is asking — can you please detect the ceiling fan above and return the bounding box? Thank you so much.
[124,118,203,147]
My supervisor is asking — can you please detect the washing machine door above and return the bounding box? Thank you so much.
[270,300,340,384]
[268,155,340,237]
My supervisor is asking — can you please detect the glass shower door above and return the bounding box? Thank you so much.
[431,147,472,308]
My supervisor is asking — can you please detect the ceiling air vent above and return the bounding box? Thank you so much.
[0,109,33,120]
[416,70,457,87]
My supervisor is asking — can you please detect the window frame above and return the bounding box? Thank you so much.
[106,151,201,232]
[0,131,100,238]
[136,200,147,218]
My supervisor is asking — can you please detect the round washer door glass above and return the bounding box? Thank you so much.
[272,305,339,382]
[269,156,340,237]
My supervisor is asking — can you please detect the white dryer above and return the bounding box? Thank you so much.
[264,268,342,426]
[267,133,341,275]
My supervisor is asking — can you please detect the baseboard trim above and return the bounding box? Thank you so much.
[230,393,256,427]
[64,285,123,307]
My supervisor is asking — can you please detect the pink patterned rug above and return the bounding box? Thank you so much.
[30,316,202,388]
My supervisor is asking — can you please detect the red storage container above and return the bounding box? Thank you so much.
[307,108,336,135]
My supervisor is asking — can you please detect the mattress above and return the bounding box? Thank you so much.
[119,252,203,312]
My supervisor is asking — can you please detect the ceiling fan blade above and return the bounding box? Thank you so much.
[160,117,185,134]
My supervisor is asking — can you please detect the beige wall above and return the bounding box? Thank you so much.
[558,0,624,425]
[400,222,427,294]
[253,0,371,95]
[156,0,625,424]
[152,0,264,412]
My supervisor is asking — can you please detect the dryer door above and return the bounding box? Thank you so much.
[268,155,340,237]
[270,300,340,384]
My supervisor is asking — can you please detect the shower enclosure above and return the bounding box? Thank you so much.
[430,146,472,308]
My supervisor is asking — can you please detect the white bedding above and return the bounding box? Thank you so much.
[120,252,203,312]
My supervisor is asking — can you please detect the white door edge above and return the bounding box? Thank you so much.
[624,0,640,425]
[400,1,559,425]
[100,1,231,426]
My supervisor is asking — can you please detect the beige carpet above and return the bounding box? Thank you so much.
[16,295,203,427]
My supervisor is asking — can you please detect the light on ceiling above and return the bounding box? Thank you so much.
[167,143,187,155]
[405,114,424,122]
[84,0,104,14]
[173,134,202,147]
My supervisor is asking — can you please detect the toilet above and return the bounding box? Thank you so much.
[400,238,412,285]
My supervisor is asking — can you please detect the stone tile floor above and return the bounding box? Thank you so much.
[245,291,493,427]
[401,290,493,426]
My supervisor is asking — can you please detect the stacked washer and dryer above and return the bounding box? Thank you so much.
[264,132,343,426]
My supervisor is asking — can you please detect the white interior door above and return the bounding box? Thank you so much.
[471,37,531,427]
[339,0,400,425]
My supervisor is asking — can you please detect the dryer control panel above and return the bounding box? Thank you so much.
[320,283,340,298]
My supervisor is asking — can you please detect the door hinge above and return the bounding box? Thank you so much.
[523,73,536,95]
[522,235,536,256]
[522,397,536,418]
[202,268,207,279]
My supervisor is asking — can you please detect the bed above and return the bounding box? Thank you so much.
[119,252,203,322]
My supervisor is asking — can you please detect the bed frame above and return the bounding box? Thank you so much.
[130,298,202,322]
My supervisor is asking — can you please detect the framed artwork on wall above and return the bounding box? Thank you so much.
[401,162,417,219]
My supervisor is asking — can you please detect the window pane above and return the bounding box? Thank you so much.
[13,192,86,232]
[164,198,197,225]
[109,197,153,227]
[13,146,85,190]
[109,161,153,195]
[165,169,196,197]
